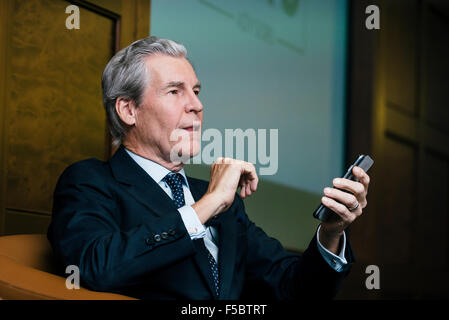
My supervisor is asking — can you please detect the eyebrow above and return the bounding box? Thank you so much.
[162,80,201,90]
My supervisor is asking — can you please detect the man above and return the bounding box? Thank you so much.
[48,36,370,300]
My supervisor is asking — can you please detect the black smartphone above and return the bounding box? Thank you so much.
[313,155,374,222]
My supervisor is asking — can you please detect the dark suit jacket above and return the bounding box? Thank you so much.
[47,145,354,300]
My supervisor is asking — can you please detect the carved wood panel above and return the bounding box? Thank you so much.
[5,0,114,214]
[0,0,152,235]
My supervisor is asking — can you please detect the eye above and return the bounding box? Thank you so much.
[194,90,200,96]
[169,89,178,95]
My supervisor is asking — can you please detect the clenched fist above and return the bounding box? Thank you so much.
[192,157,258,224]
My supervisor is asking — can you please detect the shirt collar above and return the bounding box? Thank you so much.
[125,148,189,187]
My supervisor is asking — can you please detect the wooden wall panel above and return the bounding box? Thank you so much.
[341,0,449,299]
[378,137,416,265]
[0,0,10,238]
[422,6,449,134]
[414,1,449,278]
[0,0,150,235]
[416,151,449,271]
[5,0,113,213]
[383,0,418,116]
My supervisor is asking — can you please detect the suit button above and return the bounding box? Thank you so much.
[145,238,152,245]
[154,234,161,242]
[168,229,175,236]
[161,232,168,239]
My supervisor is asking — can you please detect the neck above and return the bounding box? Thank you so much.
[123,141,184,173]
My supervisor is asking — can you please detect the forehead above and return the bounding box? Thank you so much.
[144,55,198,87]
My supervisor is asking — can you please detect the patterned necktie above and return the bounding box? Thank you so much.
[163,172,219,298]
[196,238,220,298]
[163,172,185,208]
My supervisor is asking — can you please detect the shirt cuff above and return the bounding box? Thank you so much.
[316,225,349,272]
[178,205,206,239]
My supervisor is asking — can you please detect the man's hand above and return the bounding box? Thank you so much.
[318,166,370,254]
[192,157,259,224]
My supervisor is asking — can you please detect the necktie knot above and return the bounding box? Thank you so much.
[163,173,186,208]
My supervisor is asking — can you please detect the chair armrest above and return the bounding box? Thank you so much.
[0,255,136,300]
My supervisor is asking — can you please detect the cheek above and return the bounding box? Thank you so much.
[135,107,166,144]
[165,112,182,134]
[136,110,156,136]
[158,109,185,147]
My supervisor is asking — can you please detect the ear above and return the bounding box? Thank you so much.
[115,97,137,126]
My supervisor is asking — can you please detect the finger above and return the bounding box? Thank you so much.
[240,182,247,198]
[332,178,367,207]
[218,158,259,192]
[234,159,258,189]
[323,187,359,212]
[241,162,258,192]
[245,183,252,197]
[333,178,365,198]
[217,157,233,165]
[321,196,357,223]
[223,157,233,164]
[352,166,370,192]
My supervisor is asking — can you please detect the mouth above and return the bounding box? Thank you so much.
[182,126,194,132]
[180,122,201,133]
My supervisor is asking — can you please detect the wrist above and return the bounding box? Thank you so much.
[192,192,226,224]
[320,228,344,240]
[318,226,344,254]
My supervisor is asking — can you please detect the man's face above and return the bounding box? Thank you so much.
[132,55,203,164]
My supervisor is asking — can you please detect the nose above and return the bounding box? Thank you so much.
[185,91,203,113]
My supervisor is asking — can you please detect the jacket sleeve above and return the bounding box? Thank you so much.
[47,161,196,293]
[237,195,354,300]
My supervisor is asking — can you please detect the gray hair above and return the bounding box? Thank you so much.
[101,36,187,145]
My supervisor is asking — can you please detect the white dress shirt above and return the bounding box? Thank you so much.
[125,148,348,272]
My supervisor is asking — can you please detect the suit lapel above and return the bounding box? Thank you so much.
[109,145,180,218]
[216,212,237,299]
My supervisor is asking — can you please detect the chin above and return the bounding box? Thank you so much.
[169,139,201,164]
[189,140,201,157]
